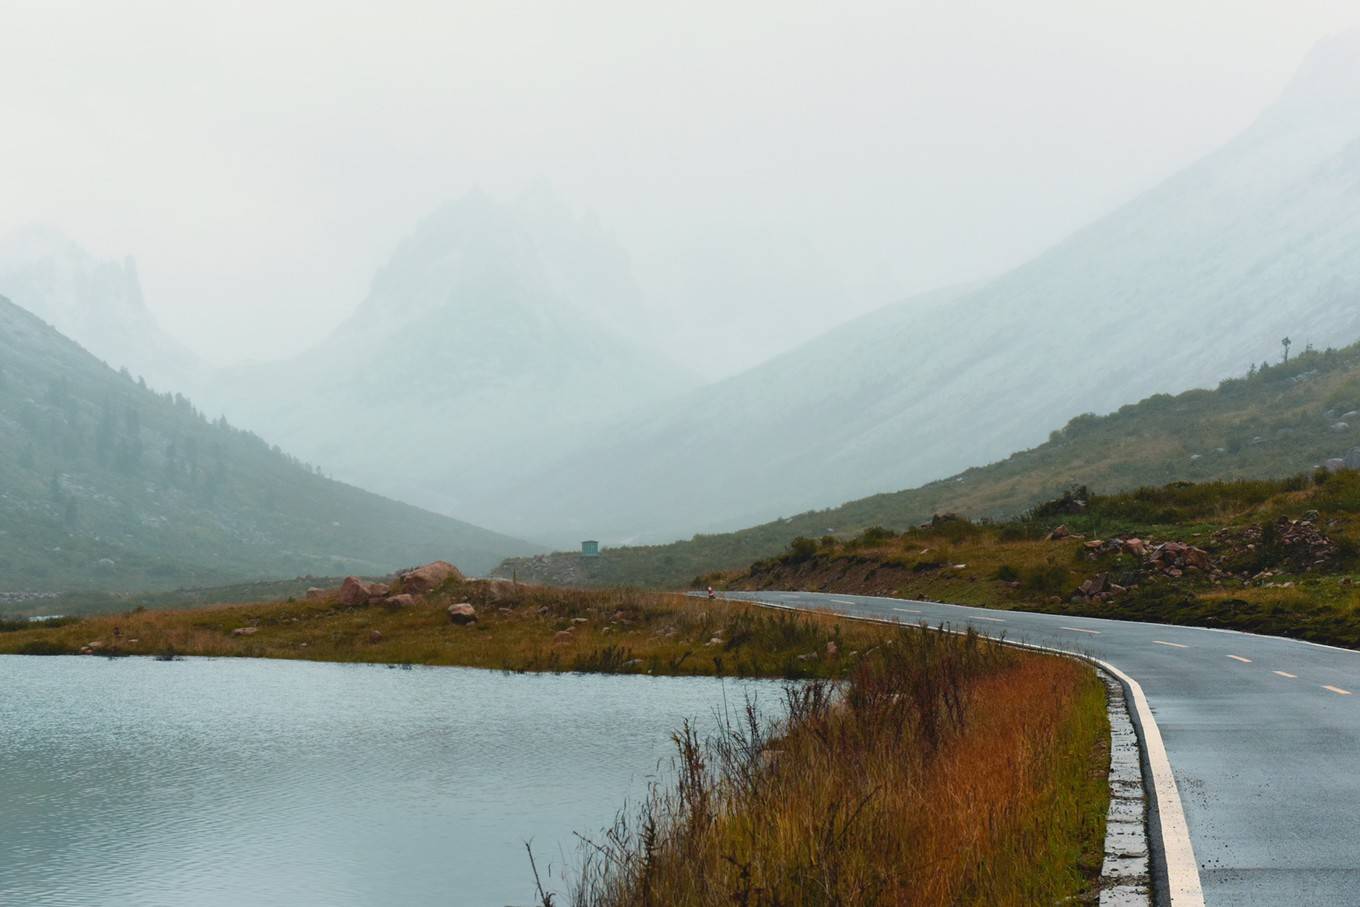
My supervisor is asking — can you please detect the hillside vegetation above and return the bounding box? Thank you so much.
[500,341,1360,588]
[722,470,1360,649]
[0,295,536,593]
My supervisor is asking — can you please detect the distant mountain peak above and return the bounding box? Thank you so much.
[0,225,196,391]
[1255,31,1360,136]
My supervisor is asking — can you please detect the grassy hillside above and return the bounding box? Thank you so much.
[0,295,537,593]
[721,471,1360,649]
[499,342,1360,588]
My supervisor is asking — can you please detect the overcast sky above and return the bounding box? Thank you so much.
[3,0,1358,371]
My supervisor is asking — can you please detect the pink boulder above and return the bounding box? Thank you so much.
[384,594,418,608]
[401,560,464,594]
[447,603,478,625]
[339,576,388,607]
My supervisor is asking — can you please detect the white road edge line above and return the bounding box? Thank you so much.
[1061,626,1101,635]
[831,599,857,605]
[740,595,1205,907]
[971,615,1006,622]
[1226,655,1252,663]
[892,607,922,614]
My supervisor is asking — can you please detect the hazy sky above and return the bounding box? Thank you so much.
[3,0,1358,372]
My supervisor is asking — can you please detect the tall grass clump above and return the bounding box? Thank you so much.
[565,627,1108,906]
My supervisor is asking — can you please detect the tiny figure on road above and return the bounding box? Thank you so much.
[707,586,716,600]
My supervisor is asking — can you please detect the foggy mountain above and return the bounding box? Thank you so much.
[0,295,536,593]
[0,226,200,392]
[489,33,1360,544]
[206,191,699,528]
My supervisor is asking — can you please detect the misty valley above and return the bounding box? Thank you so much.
[6,14,1360,907]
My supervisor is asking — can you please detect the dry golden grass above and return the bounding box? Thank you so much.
[565,628,1109,906]
[0,580,895,679]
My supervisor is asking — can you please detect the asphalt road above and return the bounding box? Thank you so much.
[721,589,1360,906]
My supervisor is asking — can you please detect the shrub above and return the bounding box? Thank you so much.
[780,536,819,564]
[1020,563,1071,596]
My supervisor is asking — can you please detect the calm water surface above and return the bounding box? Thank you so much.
[0,656,787,906]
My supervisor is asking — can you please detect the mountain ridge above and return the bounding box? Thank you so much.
[0,294,537,592]
[485,34,1360,544]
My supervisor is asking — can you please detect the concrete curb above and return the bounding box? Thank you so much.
[734,596,1205,907]
[1096,668,1151,905]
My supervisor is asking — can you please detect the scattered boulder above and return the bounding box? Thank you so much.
[1078,573,1109,599]
[553,629,575,645]
[1346,447,1360,470]
[1214,515,1339,573]
[383,594,418,608]
[339,576,389,607]
[368,629,383,643]
[825,641,839,658]
[447,603,478,625]
[305,587,327,600]
[1326,458,1347,473]
[231,627,258,637]
[1331,422,1351,434]
[1046,525,1072,541]
[400,560,463,594]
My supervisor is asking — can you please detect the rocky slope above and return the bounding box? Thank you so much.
[0,295,537,593]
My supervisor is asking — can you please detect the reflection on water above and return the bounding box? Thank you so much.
[0,656,786,906]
